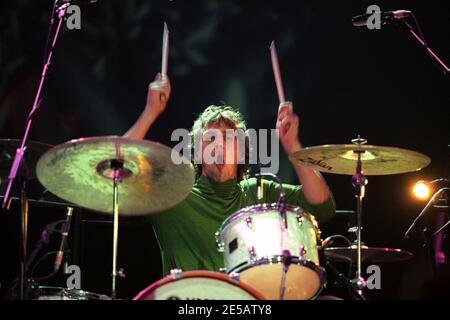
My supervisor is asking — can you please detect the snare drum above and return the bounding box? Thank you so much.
[31,286,111,300]
[133,270,265,300]
[216,203,326,300]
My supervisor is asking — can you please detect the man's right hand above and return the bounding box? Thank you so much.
[146,72,171,117]
[123,73,171,139]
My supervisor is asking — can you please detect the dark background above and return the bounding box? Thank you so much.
[0,0,449,299]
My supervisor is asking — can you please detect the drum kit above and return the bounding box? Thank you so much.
[0,133,431,300]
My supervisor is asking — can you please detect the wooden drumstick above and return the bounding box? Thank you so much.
[161,22,169,77]
[270,41,286,104]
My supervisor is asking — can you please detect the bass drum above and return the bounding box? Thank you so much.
[133,270,265,300]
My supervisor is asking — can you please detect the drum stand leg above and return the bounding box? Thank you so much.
[111,159,123,300]
[350,138,368,297]
[19,179,29,300]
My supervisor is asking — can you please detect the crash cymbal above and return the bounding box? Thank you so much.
[324,245,413,263]
[0,139,53,181]
[288,144,430,175]
[36,136,195,216]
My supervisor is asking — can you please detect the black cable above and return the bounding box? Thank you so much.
[29,251,59,281]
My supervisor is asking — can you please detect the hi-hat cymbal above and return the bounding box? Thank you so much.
[36,136,195,216]
[1,139,53,181]
[324,245,413,263]
[289,144,430,175]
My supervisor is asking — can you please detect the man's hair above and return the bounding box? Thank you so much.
[189,105,250,180]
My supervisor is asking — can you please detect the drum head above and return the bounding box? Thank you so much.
[236,260,324,300]
[133,270,265,300]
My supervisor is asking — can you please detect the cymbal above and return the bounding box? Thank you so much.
[288,144,430,175]
[1,139,53,180]
[36,136,195,216]
[324,245,413,263]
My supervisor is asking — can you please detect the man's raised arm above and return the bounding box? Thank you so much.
[124,73,171,139]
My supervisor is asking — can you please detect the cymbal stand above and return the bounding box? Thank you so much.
[350,136,368,297]
[110,157,124,300]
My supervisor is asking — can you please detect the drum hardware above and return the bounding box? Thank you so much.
[255,172,288,229]
[297,215,304,226]
[245,216,253,228]
[30,286,111,300]
[279,250,291,300]
[248,246,257,261]
[215,231,225,252]
[350,136,367,295]
[324,259,367,301]
[299,245,307,259]
[229,272,240,282]
[169,269,184,280]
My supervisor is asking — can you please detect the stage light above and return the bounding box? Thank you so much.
[412,180,431,200]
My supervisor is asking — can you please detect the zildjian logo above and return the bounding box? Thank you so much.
[299,157,333,171]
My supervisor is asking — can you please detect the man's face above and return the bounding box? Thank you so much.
[199,122,241,182]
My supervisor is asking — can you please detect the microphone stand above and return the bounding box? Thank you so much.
[1,1,70,299]
[405,187,450,239]
[394,16,449,75]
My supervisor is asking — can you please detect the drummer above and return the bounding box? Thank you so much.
[125,73,336,275]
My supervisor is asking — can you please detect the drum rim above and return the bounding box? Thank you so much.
[133,270,266,300]
[216,203,321,243]
[229,256,327,300]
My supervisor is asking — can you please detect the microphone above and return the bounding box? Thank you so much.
[352,9,411,27]
[320,237,335,249]
[54,207,73,273]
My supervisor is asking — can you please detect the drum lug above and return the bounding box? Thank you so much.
[245,216,252,229]
[219,268,228,273]
[297,215,304,226]
[299,245,307,259]
[170,268,183,280]
[229,272,240,283]
[248,246,257,261]
[215,231,225,252]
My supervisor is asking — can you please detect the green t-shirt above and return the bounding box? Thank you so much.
[150,175,336,275]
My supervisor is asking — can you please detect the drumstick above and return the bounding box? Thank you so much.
[270,41,286,104]
[161,22,169,77]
